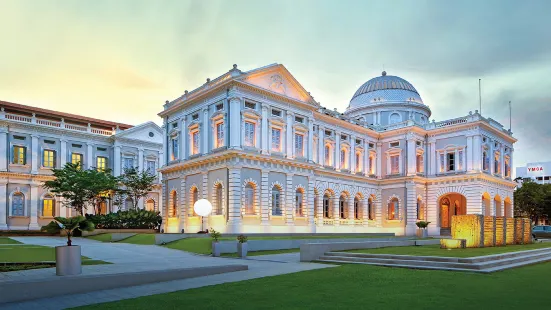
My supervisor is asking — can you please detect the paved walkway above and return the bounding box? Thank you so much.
[1,237,334,309]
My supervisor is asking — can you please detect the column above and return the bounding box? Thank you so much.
[466,136,473,172]
[31,134,39,174]
[406,133,416,176]
[332,195,340,226]
[473,135,482,172]
[261,104,269,154]
[138,148,144,172]
[202,172,208,230]
[347,196,355,223]
[114,144,121,177]
[161,122,168,164]
[29,183,40,229]
[362,197,369,226]
[405,181,417,236]
[318,125,324,165]
[307,118,314,162]
[229,97,241,149]
[350,136,356,174]
[489,138,495,174]
[316,190,323,226]
[307,178,315,229]
[286,112,293,158]
[179,178,186,232]
[0,180,7,229]
[86,142,94,170]
[60,139,67,168]
[429,140,436,176]
[285,174,294,225]
[500,144,505,178]
[227,167,242,232]
[334,131,340,170]
[376,142,382,179]
[261,171,269,226]
[0,127,7,171]
[364,140,369,175]
[180,118,187,160]
[202,108,209,155]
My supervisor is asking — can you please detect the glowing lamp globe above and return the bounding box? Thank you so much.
[194,199,212,217]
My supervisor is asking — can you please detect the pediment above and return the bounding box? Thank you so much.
[115,121,163,144]
[239,64,315,104]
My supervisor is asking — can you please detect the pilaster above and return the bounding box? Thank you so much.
[318,125,324,165]
[86,142,94,170]
[60,139,67,168]
[0,128,8,171]
[376,142,382,179]
[334,131,340,170]
[227,167,242,232]
[332,195,340,226]
[180,118,187,160]
[285,173,294,225]
[286,112,293,158]
[406,133,416,176]
[0,179,7,229]
[307,118,314,162]
[114,144,121,177]
[138,148,144,172]
[31,134,39,174]
[229,96,242,150]
[350,135,356,174]
[29,183,40,230]
[261,104,269,154]
[261,170,269,225]
[202,108,209,155]
[405,181,417,236]
[347,196,355,223]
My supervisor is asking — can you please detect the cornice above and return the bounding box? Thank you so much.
[0,120,112,143]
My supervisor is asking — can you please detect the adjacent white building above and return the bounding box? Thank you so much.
[0,100,163,231]
[159,64,518,236]
[516,162,551,184]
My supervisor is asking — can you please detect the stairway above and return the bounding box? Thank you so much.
[317,247,551,273]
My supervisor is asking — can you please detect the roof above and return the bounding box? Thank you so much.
[0,100,133,130]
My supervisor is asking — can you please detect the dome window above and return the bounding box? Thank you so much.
[390,113,401,124]
[391,81,397,88]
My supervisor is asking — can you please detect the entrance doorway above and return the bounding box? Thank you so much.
[439,193,467,235]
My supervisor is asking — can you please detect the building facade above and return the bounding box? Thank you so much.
[0,101,163,231]
[516,162,551,185]
[159,64,517,236]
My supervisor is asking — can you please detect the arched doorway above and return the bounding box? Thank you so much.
[439,193,467,235]
[494,195,502,217]
[482,192,491,216]
[504,197,512,218]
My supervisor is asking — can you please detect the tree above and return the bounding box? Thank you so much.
[44,163,119,215]
[514,180,544,222]
[41,216,95,246]
[115,167,157,210]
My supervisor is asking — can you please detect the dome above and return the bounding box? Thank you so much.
[348,72,423,109]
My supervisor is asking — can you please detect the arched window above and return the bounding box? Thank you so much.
[191,187,198,216]
[124,197,133,211]
[323,194,331,218]
[245,183,255,215]
[171,191,177,217]
[295,189,304,216]
[354,197,360,219]
[12,192,24,216]
[325,145,331,166]
[390,113,401,124]
[339,195,347,219]
[215,184,223,215]
[388,198,399,220]
[355,152,362,173]
[340,149,347,169]
[416,198,424,220]
[43,195,55,217]
[482,151,489,171]
[145,199,155,211]
[420,116,426,124]
[368,197,374,220]
[271,186,281,216]
[494,153,500,174]
[99,201,107,214]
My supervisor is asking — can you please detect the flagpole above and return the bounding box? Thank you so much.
[509,101,512,131]
[479,79,482,115]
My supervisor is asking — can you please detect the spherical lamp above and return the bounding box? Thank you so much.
[194,199,213,217]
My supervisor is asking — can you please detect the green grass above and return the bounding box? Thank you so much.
[221,248,300,257]
[74,262,551,310]
[343,242,551,257]
[0,237,21,244]
[116,234,156,245]
[164,235,400,255]
[0,244,109,264]
[86,233,113,242]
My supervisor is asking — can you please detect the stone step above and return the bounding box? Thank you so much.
[318,255,482,270]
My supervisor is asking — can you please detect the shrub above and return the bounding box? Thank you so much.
[416,221,431,229]
[86,209,162,230]
[210,228,221,242]
[237,234,248,243]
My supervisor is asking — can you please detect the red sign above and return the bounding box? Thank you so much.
[528,167,544,172]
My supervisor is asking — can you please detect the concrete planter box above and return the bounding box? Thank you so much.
[417,229,429,238]
[82,229,157,237]
[237,242,248,258]
[212,242,221,257]
[55,245,81,276]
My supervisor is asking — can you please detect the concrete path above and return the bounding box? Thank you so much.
[1,237,334,309]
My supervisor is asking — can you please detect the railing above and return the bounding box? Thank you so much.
[434,117,468,128]
[322,218,335,225]
[1,112,114,136]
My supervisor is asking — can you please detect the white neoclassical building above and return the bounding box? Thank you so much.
[0,100,163,231]
[159,64,517,236]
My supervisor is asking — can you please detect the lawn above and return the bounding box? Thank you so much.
[221,248,300,257]
[164,234,401,255]
[86,233,113,242]
[117,234,156,245]
[0,237,21,244]
[74,261,551,310]
[343,242,551,257]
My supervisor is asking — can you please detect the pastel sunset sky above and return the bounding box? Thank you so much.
[1,0,550,170]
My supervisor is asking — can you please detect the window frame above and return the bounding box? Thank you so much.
[96,156,108,172]
[12,145,27,165]
[42,149,56,168]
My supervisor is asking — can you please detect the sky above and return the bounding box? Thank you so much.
[1,0,550,169]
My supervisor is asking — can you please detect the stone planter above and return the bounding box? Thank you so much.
[212,241,221,257]
[421,229,429,238]
[55,245,82,276]
[237,242,248,258]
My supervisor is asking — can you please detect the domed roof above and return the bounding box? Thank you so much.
[348,72,423,109]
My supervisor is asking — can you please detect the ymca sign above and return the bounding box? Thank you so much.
[528,166,543,172]
[526,163,548,177]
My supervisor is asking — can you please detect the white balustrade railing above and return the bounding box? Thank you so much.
[2,112,113,136]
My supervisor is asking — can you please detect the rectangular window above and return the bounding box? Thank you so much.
[390,141,400,148]
[71,153,83,168]
[271,128,281,152]
[97,147,107,151]
[192,114,199,120]
[416,154,424,173]
[96,156,107,172]
[172,122,178,129]
[340,150,346,169]
[245,102,256,110]
[369,156,374,174]
[216,103,223,111]
[325,130,332,137]
[215,122,224,148]
[12,146,26,165]
[123,158,134,170]
[390,155,399,174]
[296,192,303,216]
[272,190,281,215]
[244,122,255,147]
[447,153,455,171]
[43,149,56,168]
[245,187,254,215]
[43,199,54,217]
[72,144,82,148]
[146,160,156,174]
[325,146,331,166]
[295,133,304,157]
[295,116,304,123]
[44,140,55,145]
[192,131,199,155]
[271,109,281,117]
[356,153,361,172]
[171,137,179,160]
[13,135,26,141]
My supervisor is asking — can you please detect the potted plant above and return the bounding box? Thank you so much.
[210,228,222,257]
[237,234,248,258]
[41,216,95,276]
[415,221,431,238]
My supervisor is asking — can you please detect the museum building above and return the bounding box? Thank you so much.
[0,100,163,230]
[159,64,517,236]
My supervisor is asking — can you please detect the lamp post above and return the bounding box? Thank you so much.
[194,199,213,233]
